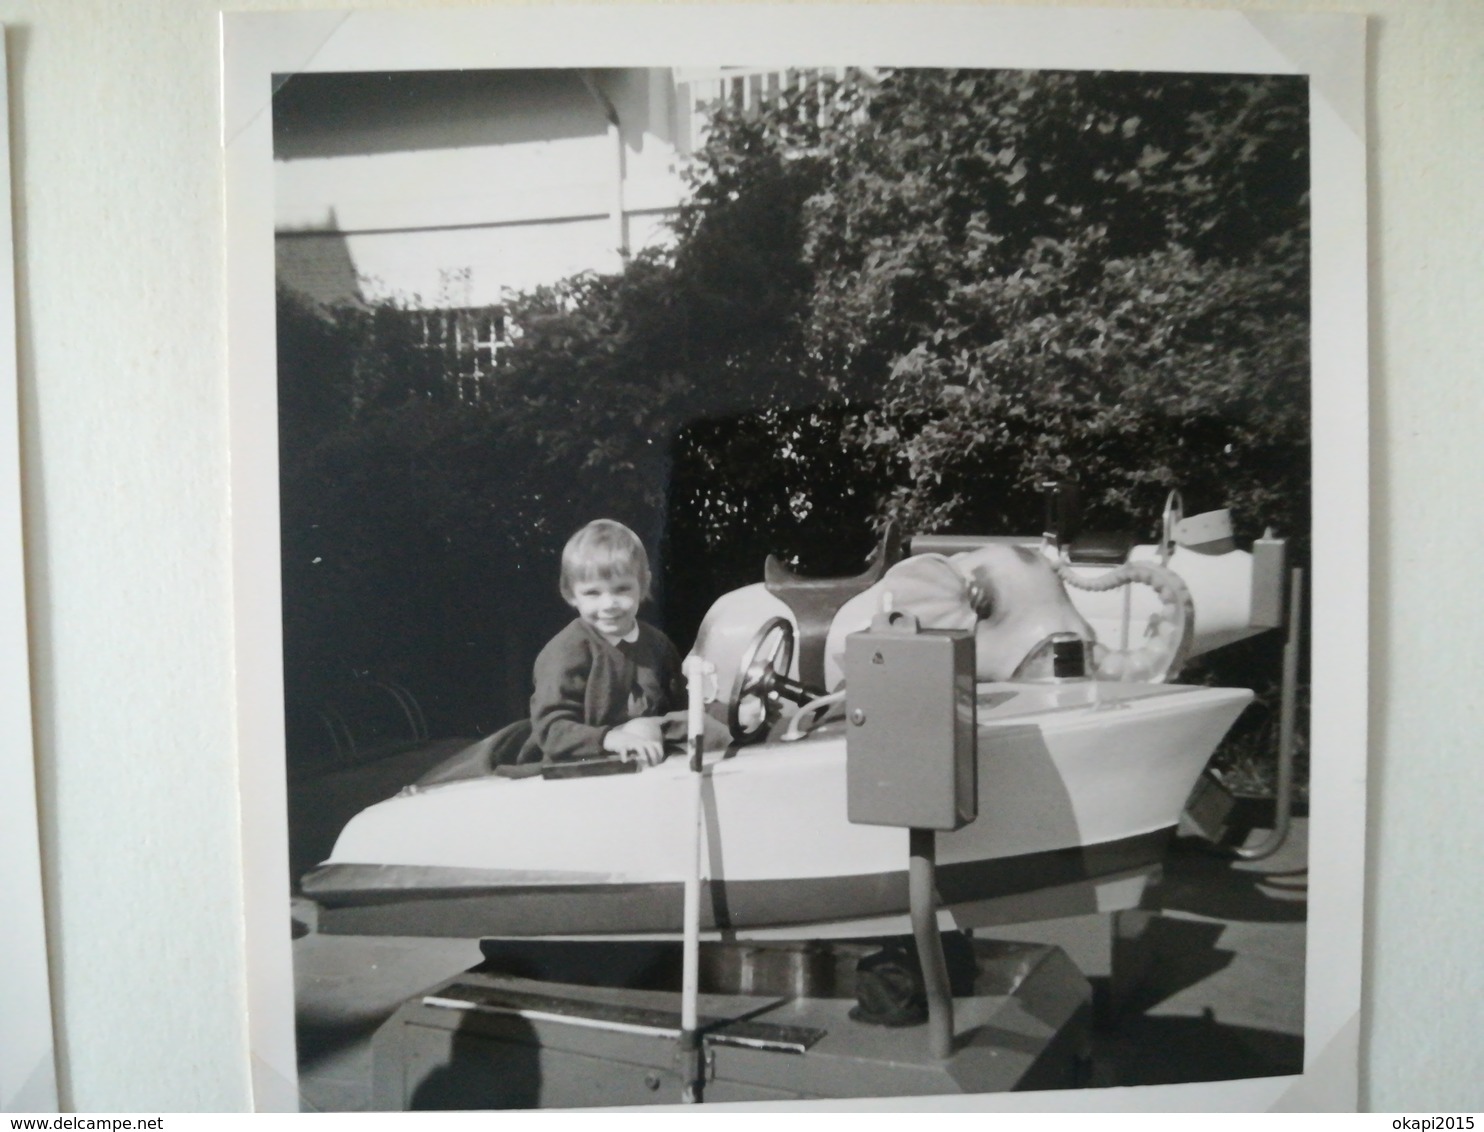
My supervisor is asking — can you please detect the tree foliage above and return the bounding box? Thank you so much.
[793,70,1309,543]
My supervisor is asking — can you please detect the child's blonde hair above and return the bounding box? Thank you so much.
[559,519,652,603]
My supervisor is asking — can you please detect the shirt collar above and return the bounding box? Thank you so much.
[596,623,640,646]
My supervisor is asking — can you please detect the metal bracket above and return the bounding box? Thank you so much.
[675,1043,717,1082]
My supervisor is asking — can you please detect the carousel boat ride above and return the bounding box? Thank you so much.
[302,494,1288,943]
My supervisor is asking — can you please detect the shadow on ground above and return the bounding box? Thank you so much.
[298,1016,388,1074]
[1095,1010,1304,1087]
[1152,839,1309,924]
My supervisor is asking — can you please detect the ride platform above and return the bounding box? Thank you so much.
[369,935,1091,1109]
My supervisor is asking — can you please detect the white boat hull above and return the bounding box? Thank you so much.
[305,680,1251,939]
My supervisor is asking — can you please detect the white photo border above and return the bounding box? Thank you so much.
[224,5,1368,1112]
[0,29,60,1115]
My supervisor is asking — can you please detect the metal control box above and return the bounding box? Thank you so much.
[844,612,976,831]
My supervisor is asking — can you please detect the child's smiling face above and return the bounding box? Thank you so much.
[570,572,641,641]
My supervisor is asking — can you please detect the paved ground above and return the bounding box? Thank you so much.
[1092,818,1307,1087]
[292,812,1307,1110]
[294,929,483,1113]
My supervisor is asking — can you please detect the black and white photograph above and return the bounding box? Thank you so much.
[225,6,1368,1113]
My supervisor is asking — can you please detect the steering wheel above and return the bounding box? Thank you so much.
[727,617,801,741]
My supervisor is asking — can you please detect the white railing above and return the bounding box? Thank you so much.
[671,67,873,153]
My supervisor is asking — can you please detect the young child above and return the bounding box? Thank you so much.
[516,519,684,768]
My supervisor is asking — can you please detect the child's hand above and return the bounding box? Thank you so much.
[603,718,666,767]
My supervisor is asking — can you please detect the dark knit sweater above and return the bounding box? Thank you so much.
[517,618,685,764]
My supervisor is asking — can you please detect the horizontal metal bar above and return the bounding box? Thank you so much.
[423,983,824,1053]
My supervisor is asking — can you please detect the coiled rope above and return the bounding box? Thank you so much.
[1054,559,1196,682]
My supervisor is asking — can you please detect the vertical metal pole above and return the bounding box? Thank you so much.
[909,828,954,1060]
[1236,567,1304,861]
[1120,583,1132,652]
[679,656,710,1102]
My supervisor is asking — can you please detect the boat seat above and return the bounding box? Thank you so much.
[764,522,903,689]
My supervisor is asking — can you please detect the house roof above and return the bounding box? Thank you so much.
[276,229,365,309]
